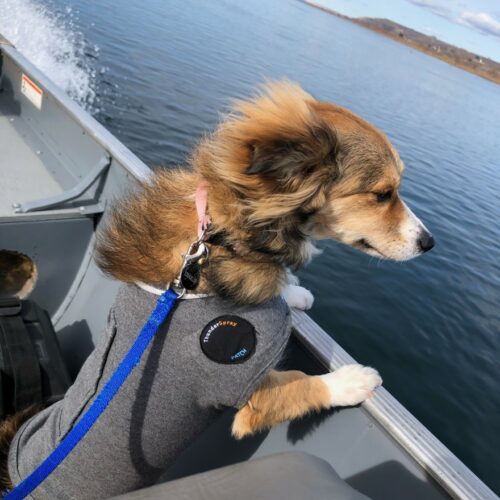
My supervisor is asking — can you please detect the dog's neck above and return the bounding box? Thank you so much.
[97,168,314,304]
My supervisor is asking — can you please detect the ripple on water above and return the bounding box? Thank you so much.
[0,0,98,111]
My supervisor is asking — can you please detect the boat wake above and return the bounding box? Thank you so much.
[0,0,97,111]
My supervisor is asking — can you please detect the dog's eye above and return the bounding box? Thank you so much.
[375,190,393,203]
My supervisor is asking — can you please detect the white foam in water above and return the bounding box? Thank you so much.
[0,0,97,110]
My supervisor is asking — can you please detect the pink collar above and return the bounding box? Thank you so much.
[195,181,211,239]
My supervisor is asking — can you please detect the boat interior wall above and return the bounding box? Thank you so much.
[0,43,139,376]
[1,218,93,316]
[51,257,121,379]
[163,337,448,500]
[0,52,131,220]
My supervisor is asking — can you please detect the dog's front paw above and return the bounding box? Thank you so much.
[320,364,382,407]
[281,284,314,310]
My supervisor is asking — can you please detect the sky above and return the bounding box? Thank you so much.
[316,0,500,62]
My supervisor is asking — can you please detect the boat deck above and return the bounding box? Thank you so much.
[0,99,63,217]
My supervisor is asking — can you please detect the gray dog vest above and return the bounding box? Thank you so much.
[8,284,291,499]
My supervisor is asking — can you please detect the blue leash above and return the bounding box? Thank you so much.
[4,289,178,500]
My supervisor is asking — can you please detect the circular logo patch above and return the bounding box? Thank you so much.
[200,315,256,364]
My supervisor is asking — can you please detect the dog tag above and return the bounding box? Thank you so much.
[180,262,200,290]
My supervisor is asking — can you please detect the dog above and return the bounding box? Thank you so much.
[0,81,435,494]
[96,81,434,439]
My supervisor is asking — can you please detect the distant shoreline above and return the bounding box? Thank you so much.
[303,0,500,85]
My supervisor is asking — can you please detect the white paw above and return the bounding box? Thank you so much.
[281,284,314,310]
[320,364,382,407]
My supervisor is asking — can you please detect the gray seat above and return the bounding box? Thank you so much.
[112,452,370,500]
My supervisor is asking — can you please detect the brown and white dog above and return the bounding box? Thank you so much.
[0,82,436,492]
[96,81,434,439]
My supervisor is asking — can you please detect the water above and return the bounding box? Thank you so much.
[0,0,97,110]
[4,0,500,493]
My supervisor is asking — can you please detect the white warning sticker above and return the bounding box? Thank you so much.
[21,74,43,110]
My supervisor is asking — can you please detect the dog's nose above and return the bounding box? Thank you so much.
[418,230,435,253]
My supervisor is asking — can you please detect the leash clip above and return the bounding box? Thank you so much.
[171,182,211,297]
[171,236,210,297]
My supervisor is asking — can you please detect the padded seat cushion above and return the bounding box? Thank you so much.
[112,452,370,500]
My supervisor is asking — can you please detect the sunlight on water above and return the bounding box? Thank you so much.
[0,0,97,110]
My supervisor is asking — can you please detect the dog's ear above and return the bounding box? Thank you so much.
[245,123,339,181]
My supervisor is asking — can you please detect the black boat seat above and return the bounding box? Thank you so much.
[112,452,370,500]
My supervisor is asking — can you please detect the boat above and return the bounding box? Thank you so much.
[0,32,496,499]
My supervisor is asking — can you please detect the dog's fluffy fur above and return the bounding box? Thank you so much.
[0,250,38,300]
[0,405,43,491]
[96,82,428,304]
[0,82,432,485]
[95,81,432,439]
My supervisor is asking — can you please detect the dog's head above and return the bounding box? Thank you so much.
[202,82,434,265]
